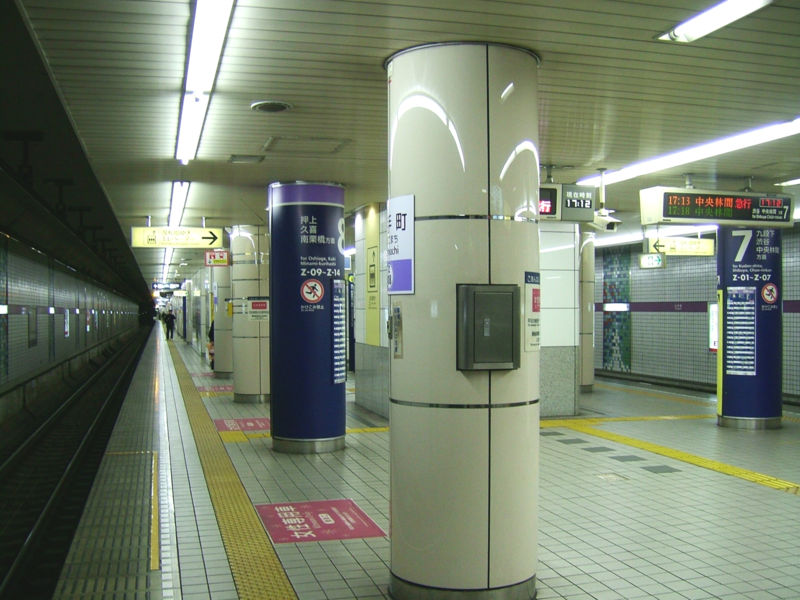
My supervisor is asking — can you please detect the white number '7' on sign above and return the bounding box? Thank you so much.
[731,230,752,262]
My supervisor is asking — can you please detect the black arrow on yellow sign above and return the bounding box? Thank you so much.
[202,231,218,245]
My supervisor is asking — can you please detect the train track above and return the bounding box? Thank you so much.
[0,326,151,599]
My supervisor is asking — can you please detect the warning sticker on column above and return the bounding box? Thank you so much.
[525,272,541,351]
[300,278,324,304]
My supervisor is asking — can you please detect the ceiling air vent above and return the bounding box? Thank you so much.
[250,100,292,113]
[261,136,350,155]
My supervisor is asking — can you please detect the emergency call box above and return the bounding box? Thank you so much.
[456,284,520,371]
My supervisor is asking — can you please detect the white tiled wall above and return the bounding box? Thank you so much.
[2,237,138,389]
[595,230,800,397]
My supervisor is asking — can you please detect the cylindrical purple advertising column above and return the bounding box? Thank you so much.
[268,182,346,453]
[717,226,782,429]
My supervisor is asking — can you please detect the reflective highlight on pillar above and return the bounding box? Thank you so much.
[387,43,540,598]
[211,259,233,377]
[231,225,270,403]
[579,229,595,392]
[268,182,346,453]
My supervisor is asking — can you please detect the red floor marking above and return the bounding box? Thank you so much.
[196,385,234,392]
[256,499,386,543]
[214,418,270,431]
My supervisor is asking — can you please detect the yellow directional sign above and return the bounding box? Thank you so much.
[131,226,223,248]
[648,236,714,256]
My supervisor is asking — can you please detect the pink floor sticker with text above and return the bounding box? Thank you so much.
[213,418,270,431]
[256,499,386,543]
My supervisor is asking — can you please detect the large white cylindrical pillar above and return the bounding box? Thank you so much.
[231,225,270,403]
[387,43,540,599]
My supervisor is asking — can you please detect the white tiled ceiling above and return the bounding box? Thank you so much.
[13,0,800,284]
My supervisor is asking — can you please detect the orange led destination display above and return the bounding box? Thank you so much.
[662,192,791,224]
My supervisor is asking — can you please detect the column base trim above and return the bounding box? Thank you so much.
[389,573,536,600]
[233,392,269,404]
[717,415,781,430]
[213,370,232,378]
[272,436,345,454]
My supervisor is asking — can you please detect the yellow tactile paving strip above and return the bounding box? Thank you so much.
[167,344,298,600]
[543,414,800,495]
[593,381,713,407]
[217,426,390,444]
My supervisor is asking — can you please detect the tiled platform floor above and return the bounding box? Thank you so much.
[55,327,800,599]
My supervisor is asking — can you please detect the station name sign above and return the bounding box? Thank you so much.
[640,187,793,227]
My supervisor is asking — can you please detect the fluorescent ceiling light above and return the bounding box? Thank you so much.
[174,0,235,164]
[658,0,772,43]
[169,181,190,228]
[176,93,210,164]
[577,116,800,187]
[162,247,174,282]
[773,178,800,221]
[185,0,235,92]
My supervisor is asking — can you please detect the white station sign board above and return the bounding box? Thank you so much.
[387,194,415,295]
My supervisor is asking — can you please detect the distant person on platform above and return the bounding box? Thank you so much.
[164,308,176,340]
[207,320,215,369]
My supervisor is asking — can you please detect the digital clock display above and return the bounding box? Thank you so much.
[662,192,791,223]
[564,195,593,209]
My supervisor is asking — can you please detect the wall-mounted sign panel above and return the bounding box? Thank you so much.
[708,302,718,352]
[205,249,229,266]
[647,236,715,256]
[131,226,224,248]
[387,194,415,294]
[639,253,666,269]
[245,296,269,321]
[640,187,793,227]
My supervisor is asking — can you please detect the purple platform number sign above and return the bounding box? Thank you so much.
[387,195,414,295]
[717,226,782,423]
